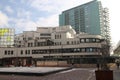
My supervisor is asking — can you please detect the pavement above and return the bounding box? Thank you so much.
[113,70,120,80]
[0,67,119,80]
[0,67,72,76]
[0,67,96,80]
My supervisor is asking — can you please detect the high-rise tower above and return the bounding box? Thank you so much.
[59,0,110,43]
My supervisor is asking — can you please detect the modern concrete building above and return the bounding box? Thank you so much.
[0,25,109,67]
[0,28,14,47]
[59,0,110,44]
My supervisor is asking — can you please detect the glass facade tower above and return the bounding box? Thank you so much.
[59,0,110,43]
[0,28,14,47]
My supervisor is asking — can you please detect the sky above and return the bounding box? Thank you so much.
[0,0,120,47]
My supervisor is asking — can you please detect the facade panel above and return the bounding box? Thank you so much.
[0,28,14,47]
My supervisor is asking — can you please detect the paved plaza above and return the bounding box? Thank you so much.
[0,67,68,73]
[0,67,119,80]
[0,67,96,80]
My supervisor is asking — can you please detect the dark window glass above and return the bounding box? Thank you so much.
[67,41,69,45]
[8,51,10,55]
[11,51,13,55]
[5,51,7,55]
[21,50,23,55]
[40,33,51,36]
[25,50,27,54]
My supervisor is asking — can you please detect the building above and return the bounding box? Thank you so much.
[114,41,120,56]
[59,0,110,44]
[0,25,110,67]
[0,28,14,47]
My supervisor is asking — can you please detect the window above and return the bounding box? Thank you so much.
[92,39,96,42]
[28,37,32,40]
[31,43,33,47]
[80,39,85,43]
[81,48,85,52]
[59,34,61,39]
[11,51,13,55]
[21,50,23,55]
[25,50,30,55]
[74,41,76,44]
[40,33,51,36]
[28,43,30,47]
[74,48,80,52]
[86,48,90,52]
[25,50,27,54]
[8,51,10,55]
[92,48,97,52]
[67,41,69,45]
[40,37,51,39]
[96,39,100,42]
[71,41,74,44]
[28,50,30,54]
[55,34,61,39]
[59,42,61,45]
[89,48,93,52]
[55,35,56,39]
[5,51,7,55]
[86,39,89,42]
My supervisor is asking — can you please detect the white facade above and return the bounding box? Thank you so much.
[0,25,106,58]
[0,25,108,66]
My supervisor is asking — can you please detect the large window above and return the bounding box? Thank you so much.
[40,33,51,36]
[80,38,101,43]
[32,47,100,54]
[25,50,30,55]
[4,50,14,55]
[0,28,14,47]
[55,34,61,39]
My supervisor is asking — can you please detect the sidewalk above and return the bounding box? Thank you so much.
[0,68,96,80]
[113,69,120,80]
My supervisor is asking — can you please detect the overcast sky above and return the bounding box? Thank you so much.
[0,0,120,46]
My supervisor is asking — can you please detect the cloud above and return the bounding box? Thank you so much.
[36,14,58,27]
[17,9,31,19]
[9,13,58,34]
[8,0,92,33]
[0,11,9,26]
[21,0,26,4]
[9,0,17,4]
[10,18,37,33]
[29,0,92,13]
[5,6,14,14]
